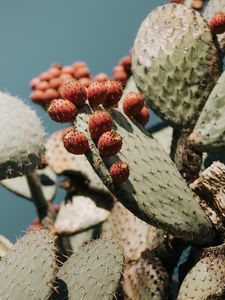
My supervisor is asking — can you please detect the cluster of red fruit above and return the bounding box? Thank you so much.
[30,55,132,107]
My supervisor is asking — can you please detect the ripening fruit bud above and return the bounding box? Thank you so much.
[103,80,123,108]
[63,128,89,155]
[87,81,107,108]
[209,12,225,34]
[110,161,130,183]
[88,111,113,140]
[60,80,87,107]
[97,131,122,157]
[123,92,144,117]
[48,99,77,123]
[134,106,150,126]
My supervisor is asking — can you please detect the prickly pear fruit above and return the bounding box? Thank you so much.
[60,80,87,106]
[210,11,225,34]
[48,99,77,123]
[88,111,113,140]
[122,92,144,117]
[87,81,107,108]
[97,131,122,157]
[63,128,89,155]
[110,161,130,183]
[134,106,150,126]
[103,80,123,108]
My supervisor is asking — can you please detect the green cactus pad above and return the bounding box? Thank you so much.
[132,4,222,129]
[151,125,173,155]
[177,243,225,299]
[203,0,225,53]
[0,92,45,180]
[57,239,124,300]
[102,201,151,262]
[0,230,56,300]
[123,253,169,300]
[190,71,225,151]
[69,227,95,252]
[0,235,13,258]
[45,129,108,192]
[0,166,57,202]
[55,195,109,235]
[75,106,214,244]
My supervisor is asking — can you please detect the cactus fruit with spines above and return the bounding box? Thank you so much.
[1,1,225,299]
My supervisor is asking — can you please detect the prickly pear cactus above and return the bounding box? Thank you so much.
[132,4,222,129]
[0,92,45,180]
[0,235,13,258]
[190,71,225,151]
[177,243,225,299]
[0,230,56,300]
[57,239,124,300]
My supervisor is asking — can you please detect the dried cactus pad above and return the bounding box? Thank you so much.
[191,71,225,151]
[55,195,110,235]
[132,4,221,129]
[45,129,108,192]
[203,0,225,53]
[0,230,56,300]
[57,239,124,300]
[0,166,57,202]
[76,108,214,244]
[0,235,13,258]
[177,243,225,299]
[0,92,45,180]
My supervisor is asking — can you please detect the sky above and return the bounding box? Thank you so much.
[0,0,166,242]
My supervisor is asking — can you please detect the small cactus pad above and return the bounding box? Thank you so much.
[123,253,169,300]
[102,201,152,262]
[0,230,56,300]
[177,243,225,299]
[190,71,225,151]
[57,239,124,300]
[132,4,222,129]
[0,235,13,258]
[0,166,57,202]
[203,0,225,53]
[0,92,45,179]
[75,107,214,244]
[45,129,108,192]
[55,195,110,235]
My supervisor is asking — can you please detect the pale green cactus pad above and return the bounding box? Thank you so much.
[75,107,214,244]
[0,166,57,202]
[0,235,13,258]
[190,71,225,151]
[123,253,169,300]
[102,201,152,262]
[45,129,108,192]
[132,4,222,129]
[177,243,225,299]
[203,0,225,53]
[57,239,124,300]
[55,195,109,235]
[0,92,45,180]
[151,125,173,155]
[0,230,56,300]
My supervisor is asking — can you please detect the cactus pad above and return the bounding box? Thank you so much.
[190,71,225,151]
[0,235,13,258]
[57,239,124,300]
[75,107,214,244]
[0,92,45,180]
[0,230,56,300]
[177,243,225,299]
[102,201,151,262]
[132,4,222,128]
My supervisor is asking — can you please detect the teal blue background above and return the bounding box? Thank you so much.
[0,0,166,242]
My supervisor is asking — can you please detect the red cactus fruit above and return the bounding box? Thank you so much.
[113,65,128,83]
[45,88,60,101]
[119,55,132,75]
[72,61,87,70]
[48,67,61,78]
[49,77,63,89]
[63,128,89,154]
[60,73,74,83]
[88,111,113,140]
[39,71,52,81]
[110,161,130,183]
[61,65,74,75]
[79,77,92,87]
[36,80,50,91]
[209,12,225,34]
[170,0,184,3]
[134,106,150,126]
[87,81,107,108]
[30,77,41,90]
[48,99,77,123]
[103,80,123,108]
[30,90,46,104]
[60,80,87,106]
[95,73,109,82]
[73,66,91,79]
[123,92,144,117]
[97,131,122,157]
[191,0,203,10]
